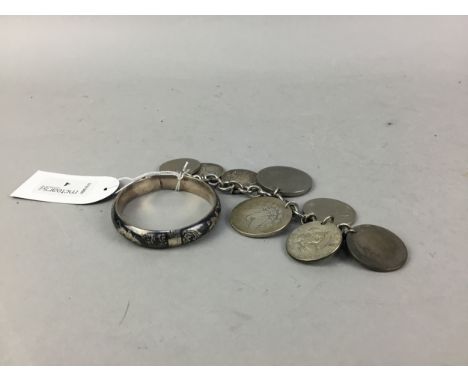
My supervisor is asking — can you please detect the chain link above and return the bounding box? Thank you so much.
[193,172,356,233]
[195,173,317,223]
[337,223,356,234]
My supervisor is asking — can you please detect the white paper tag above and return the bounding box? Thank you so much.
[10,170,120,204]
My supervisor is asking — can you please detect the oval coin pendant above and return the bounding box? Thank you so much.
[257,166,313,197]
[197,163,225,178]
[230,196,292,238]
[286,221,342,262]
[221,169,257,189]
[346,224,407,272]
[159,158,201,175]
[303,198,357,225]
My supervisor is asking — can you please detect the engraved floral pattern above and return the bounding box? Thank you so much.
[117,226,142,245]
[112,195,221,249]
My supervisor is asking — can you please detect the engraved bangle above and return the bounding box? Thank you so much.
[111,173,221,249]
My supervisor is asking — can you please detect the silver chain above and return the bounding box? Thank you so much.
[193,173,318,224]
[194,173,356,235]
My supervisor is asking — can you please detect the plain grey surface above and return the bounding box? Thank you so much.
[1,16,467,365]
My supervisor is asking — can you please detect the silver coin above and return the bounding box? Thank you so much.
[256,166,313,197]
[346,224,408,272]
[303,198,357,225]
[159,158,201,175]
[221,169,257,188]
[230,196,292,238]
[197,163,225,178]
[286,221,342,262]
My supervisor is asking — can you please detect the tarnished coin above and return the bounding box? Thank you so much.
[230,196,292,238]
[256,166,313,197]
[346,224,408,272]
[159,158,200,174]
[286,221,343,262]
[197,163,225,178]
[303,198,357,225]
[221,169,257,188]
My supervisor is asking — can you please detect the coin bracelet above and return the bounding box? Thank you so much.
[113,157,408,272]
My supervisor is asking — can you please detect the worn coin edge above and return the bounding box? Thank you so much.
[346,224,408,272]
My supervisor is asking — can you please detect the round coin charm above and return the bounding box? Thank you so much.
[197,163,225,178]
[221,169,257,189]
[286,221,343,262]
[346,224,407,272]
[303,198,357,225]
[159,158,201,175]
[256,166,313,197]
[230,196,292,238]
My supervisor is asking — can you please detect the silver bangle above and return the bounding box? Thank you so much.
[111,173,221,249]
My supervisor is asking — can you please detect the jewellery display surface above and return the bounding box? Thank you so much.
[112,172,221,249]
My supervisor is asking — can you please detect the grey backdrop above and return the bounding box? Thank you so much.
[1,16,467,365]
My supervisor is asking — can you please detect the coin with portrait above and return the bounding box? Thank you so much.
[286,221,342,262]
[230,196,292,238]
